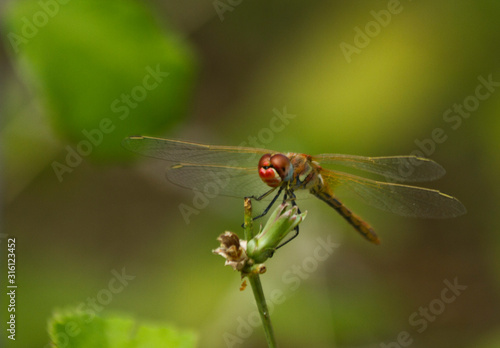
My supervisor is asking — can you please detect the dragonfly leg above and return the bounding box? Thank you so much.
[250,186,284,221]
[276,189,301,249]
[251,187,278,202]
[241,187,284,229]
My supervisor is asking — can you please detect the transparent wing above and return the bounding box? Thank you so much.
[123,136,278,198]
[321,170,466,218]
[166,164,273,198]
[122,136,271,167]
[313,154,446,182]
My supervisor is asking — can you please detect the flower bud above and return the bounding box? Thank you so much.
[246,203,307,263]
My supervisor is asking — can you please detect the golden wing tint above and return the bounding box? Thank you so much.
[321,169,466,218]
[313,154,446,182]
[122,136,270,167]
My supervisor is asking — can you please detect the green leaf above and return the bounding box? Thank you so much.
[47,309,197,348]
[3,0,197,161]
[133,324,197,348]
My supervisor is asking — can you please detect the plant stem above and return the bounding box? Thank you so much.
[243,198,277,348]
[248,274,277,348]
[243,197,254,240]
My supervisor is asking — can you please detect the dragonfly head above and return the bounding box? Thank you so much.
[258,154,292,187]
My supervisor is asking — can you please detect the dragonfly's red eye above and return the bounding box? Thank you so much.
[258,154,272,169]
[270,154,291,179]
[258,154,283,187]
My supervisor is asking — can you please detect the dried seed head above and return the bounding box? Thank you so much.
[213,231,248,272]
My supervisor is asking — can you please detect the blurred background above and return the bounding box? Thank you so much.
[1,0,500,347]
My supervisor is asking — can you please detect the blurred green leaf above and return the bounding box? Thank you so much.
[475,330,500,348]
[48,309,197,348]
[4,0,197,161]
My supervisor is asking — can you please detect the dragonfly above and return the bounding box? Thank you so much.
[122,136,466,245]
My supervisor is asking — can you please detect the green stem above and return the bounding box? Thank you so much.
[243,197,254,240]
[243,198,277,348]
[248,274,277,348]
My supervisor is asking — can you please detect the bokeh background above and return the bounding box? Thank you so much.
[1,0,500,347]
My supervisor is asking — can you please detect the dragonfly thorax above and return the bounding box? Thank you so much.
[286,154,322,191]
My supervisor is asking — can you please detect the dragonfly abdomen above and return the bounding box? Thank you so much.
[311,188,381,245]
